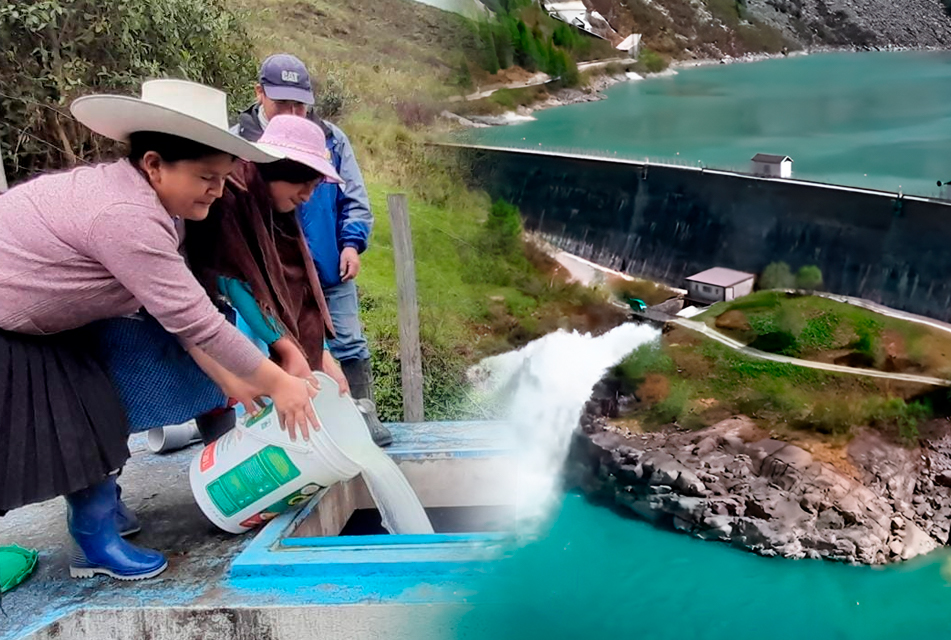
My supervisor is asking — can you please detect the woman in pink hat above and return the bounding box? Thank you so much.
[186,115,351,407]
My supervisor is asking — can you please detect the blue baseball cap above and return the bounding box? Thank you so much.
[259,54,315,105]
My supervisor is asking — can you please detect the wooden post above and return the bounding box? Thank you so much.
[387,194,424,422]
[0,139,8,193]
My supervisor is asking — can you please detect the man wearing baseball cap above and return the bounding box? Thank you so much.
[232,54,392,447]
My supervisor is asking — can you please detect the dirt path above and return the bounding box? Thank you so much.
[450,57,632,102]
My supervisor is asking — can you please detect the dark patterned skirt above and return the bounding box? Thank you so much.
[0,328,130,513]
[89,312,229,433]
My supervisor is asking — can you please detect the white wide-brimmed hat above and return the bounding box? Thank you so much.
[70,79,277,163]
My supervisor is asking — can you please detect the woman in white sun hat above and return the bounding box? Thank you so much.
[0,79,323,582]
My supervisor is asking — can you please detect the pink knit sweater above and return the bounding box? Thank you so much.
[0,160,264,376]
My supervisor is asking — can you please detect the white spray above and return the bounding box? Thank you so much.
[473,323,660,528]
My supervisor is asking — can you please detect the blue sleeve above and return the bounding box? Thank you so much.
[329,124,373,254]
[217,276,284,345]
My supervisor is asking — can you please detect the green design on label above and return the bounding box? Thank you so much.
[245,403,274,428]
[206,445,301,517]
[264,483,323,514]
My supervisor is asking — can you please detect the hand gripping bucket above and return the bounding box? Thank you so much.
[189,372,374,534]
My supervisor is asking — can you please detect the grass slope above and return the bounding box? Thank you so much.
[611,323,947,446]
[699,291,951,379]
[233,0,627,420]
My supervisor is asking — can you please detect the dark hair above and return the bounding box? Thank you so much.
[127,131,234,163]
[255,159,322,185]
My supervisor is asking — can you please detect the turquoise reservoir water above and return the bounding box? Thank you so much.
[464,51,951,197]
[452,493,951,639]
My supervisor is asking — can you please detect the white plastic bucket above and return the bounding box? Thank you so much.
[189,372,367,534]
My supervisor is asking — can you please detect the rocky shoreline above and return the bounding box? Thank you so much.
[447,44,949,128]
[564,377,951,564]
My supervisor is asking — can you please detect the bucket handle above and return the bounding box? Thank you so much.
[242,424,314,454]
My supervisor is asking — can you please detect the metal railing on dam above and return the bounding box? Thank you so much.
[447,143,951,321]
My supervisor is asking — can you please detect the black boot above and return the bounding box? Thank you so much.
[196,408,236,445]
[340,358,393,447]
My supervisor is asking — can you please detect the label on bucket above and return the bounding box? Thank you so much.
[245,403,274,428]
[199,441,216,473]
[206,445,302,517]
[238,483,323,529]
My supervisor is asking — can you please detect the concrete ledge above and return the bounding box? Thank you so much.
[2,421,515,640]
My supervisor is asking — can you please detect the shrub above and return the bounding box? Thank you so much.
[867,397,931,443]
[637,48,667,73]
[759,262,795,290]
[801,399,859,436]
[796,265,824,291]
[485,199,523,253]
[453,57,474,90]
[749,330,799,356]
[613,340,674,390]
[651,380,690,424]
[393,100,439,129]
[852,318,882,366]
[312,72,355,120]
[0,0,256,182]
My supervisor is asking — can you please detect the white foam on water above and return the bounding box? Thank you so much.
[474,323,660,528]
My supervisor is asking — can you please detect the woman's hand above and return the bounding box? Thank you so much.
[218,371,265,415]
[266,373,321,441]
[248,360,321,441]
[322,350,350,396]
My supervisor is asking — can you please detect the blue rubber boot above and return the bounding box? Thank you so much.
[116,483,141,537]
[66,477,167,580]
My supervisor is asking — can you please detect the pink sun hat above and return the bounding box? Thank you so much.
[255,114,343,184]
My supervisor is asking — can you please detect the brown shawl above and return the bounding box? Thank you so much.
[185,161,334,368]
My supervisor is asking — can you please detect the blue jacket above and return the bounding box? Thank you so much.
[233,105,373,288]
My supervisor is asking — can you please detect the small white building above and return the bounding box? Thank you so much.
[751,153,793,179]
[685,267,756,304]
[544,1,610,39]
[616,33,642,58]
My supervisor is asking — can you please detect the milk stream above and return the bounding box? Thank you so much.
[472,323,660,528]
[350,445,435,535]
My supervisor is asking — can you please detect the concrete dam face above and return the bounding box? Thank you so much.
[462,146,951,320]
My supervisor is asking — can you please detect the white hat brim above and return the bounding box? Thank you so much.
[70,95,278,164]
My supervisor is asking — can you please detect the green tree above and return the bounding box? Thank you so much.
[513,20,539,71]
[485,199,523,254]
[453,57,474,90]
[494,21,516,69]
[796,265,824,291]
[0,0,256,182]
[759,262,795,290]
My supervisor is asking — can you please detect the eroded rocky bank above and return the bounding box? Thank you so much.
[566,380,951,564]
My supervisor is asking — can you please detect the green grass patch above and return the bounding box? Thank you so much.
[609,328,942,442]
[699,291,951,377]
